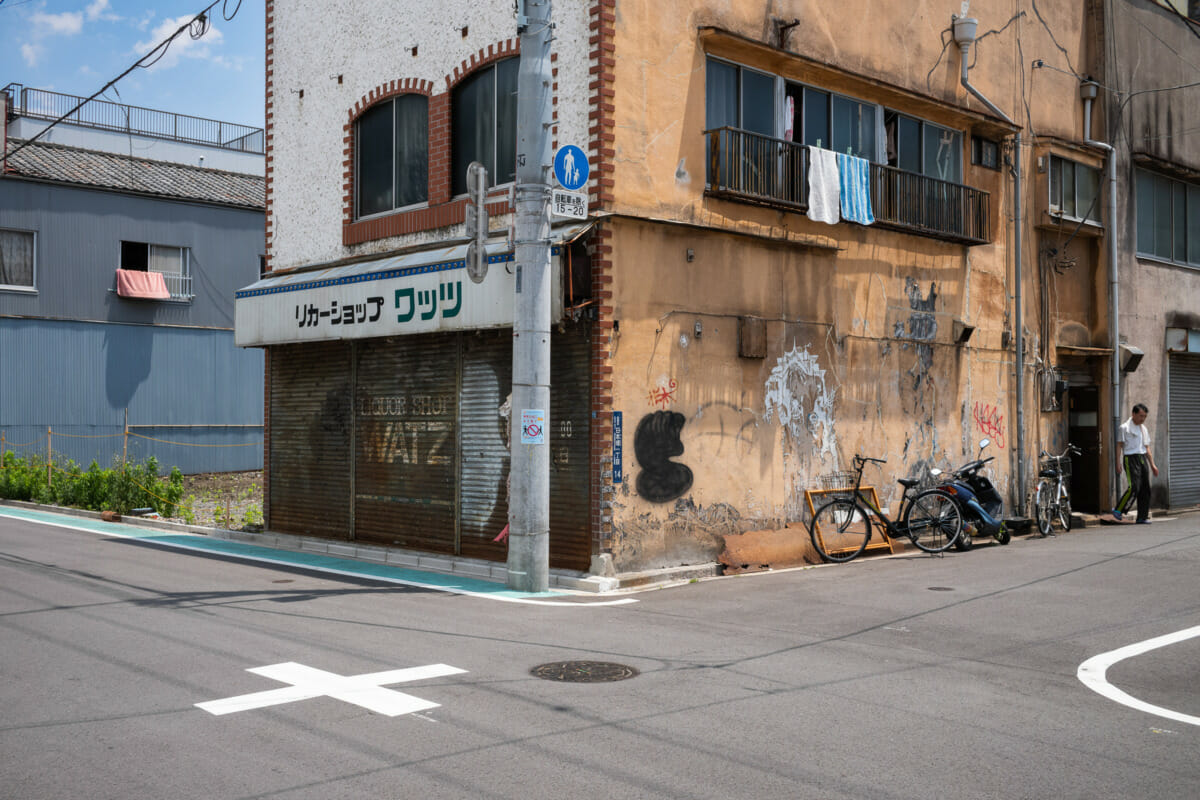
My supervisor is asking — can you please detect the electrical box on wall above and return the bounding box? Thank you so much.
[738,316,766,359]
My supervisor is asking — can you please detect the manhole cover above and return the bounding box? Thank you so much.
[530,661,639,683]
[927,586,955,592]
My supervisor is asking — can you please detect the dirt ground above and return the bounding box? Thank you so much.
[173,470,264,531]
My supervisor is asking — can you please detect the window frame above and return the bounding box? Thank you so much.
[1136,167,1200,268]
[0,227,37,292]
[451,56,519,196]
[885,111,963,182]
[1048,155,1102,225]
[355,93,430,220]
[119,240,192,301]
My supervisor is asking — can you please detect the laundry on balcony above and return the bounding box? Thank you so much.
[115,268,171,299]
[838,153,875,226]
[807,147,840,225]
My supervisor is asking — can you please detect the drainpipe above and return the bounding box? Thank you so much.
[1081,78,1121,505]
[953,15,1027,510]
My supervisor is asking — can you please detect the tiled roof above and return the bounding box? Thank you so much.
[2,138,264,210]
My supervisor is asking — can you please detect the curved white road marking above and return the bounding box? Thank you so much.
[1077,625,1200,727]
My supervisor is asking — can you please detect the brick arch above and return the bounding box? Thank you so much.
[343,40,523,247]
[445,39,520,91]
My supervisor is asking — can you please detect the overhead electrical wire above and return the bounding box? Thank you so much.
[2,0,244,168]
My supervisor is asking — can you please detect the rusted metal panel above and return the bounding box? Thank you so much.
[353,335,457,550]
[268,341,352,538]
[548,323,592,571]
[459,330,512,561]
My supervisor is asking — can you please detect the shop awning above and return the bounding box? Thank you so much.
[235,222,592,347]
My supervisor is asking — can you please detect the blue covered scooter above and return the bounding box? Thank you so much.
[934,439,1010,548]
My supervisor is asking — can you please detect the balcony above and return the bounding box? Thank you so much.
[704,127,990,246]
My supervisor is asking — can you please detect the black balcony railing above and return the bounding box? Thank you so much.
[3,84,265,155]
[704,126,990,245]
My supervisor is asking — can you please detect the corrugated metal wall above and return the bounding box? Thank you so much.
[0,317,263,473]
[1168,355,1200,507]
[0,180,262,327]
[264,327,591,569]
[268,341,352,537]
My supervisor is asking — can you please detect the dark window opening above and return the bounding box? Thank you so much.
[452,57,519,195]
[357,94,429,218]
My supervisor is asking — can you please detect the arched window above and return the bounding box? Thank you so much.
[452,57,519,195]
[357,94,428,217]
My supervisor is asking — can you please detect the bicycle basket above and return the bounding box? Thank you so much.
[816,471,857,491]
[1039,456,1072,477]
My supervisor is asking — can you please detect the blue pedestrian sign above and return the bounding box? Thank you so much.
[553,145,589,191]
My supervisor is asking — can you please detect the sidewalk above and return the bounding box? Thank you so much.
[0,500,717,599]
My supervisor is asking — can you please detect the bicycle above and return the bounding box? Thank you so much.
[1034,444,1080,536]
[808,455,965,562]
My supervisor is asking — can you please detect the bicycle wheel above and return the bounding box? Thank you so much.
[1056,484,1072,532]
[903,489,963,553]
[809,498,872,562]
[1034,480,1053,536]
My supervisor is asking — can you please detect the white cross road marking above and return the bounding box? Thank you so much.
[196,662,467,717]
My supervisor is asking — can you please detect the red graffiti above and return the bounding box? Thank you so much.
[973,402,1006,449]
[647,379,677,409]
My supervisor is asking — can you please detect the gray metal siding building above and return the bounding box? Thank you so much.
[2,127,265,474]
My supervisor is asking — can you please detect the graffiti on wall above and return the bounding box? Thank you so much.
[647,377,678,409]
[763,344,838,464]
[973,401,1006,448]
[634,410,694,503]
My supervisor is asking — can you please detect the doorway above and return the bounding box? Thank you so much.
[1068,385,1101,512]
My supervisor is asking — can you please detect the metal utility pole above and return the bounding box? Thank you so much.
[507,0,554,592]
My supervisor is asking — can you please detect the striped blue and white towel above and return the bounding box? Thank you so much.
[837,153,875,225]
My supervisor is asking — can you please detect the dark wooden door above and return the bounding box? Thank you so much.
[1068,385,1101,512]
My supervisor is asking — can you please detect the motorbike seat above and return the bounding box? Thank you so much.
[897,478,920,488]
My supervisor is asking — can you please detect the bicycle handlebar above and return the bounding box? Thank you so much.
[854,455,887,466]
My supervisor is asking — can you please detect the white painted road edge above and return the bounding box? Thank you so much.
[1077,625,1200,727]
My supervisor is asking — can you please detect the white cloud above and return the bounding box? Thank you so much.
[86,0,120,22]
[134,16,226,71]
[31,11,84,36]
[21,43,43,67]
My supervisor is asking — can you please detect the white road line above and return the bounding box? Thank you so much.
[1077,625,1200,727]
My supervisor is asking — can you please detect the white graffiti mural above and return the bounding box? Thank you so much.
[763,344,839,467]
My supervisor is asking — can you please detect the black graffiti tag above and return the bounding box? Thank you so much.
[634,411,694,503]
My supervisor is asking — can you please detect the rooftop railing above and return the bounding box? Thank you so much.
[704,127,990,246]
[3,84,264,155]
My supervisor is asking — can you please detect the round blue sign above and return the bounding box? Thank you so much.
[553,145,589,191]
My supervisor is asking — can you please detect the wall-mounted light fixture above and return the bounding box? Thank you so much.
[952,318,975,345]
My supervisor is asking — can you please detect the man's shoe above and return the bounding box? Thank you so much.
[1136,519,1151,524]
[1111,508,1123,520]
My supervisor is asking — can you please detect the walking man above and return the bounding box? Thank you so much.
[1113,402,1159,523]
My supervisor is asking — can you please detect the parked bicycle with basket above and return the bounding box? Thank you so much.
[808,455,964,562]
[1034,444,1080,536]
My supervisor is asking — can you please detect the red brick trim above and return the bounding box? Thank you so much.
[588,224,616,554]
[264,0,275,271]
[588,0,616,210]
[342,39,521,247]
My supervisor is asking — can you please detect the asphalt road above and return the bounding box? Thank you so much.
[1,509,1197,799]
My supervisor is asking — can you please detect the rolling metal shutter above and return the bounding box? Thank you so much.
[267,342,352,538]
[459,330,513,561]
[548,322,592,571]
[1168,355,1200,507]
[354,334,458,550]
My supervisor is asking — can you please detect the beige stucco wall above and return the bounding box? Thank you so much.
[599,0,1102,568]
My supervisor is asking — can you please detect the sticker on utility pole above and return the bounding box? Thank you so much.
[521,409,545,444]
[553,145,589,191]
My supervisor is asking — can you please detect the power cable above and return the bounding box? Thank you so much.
[2,0,244,168]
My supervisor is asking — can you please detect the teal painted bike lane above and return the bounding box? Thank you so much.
[0,505,635,607]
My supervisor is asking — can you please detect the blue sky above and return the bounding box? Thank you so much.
[1,0,264,128]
